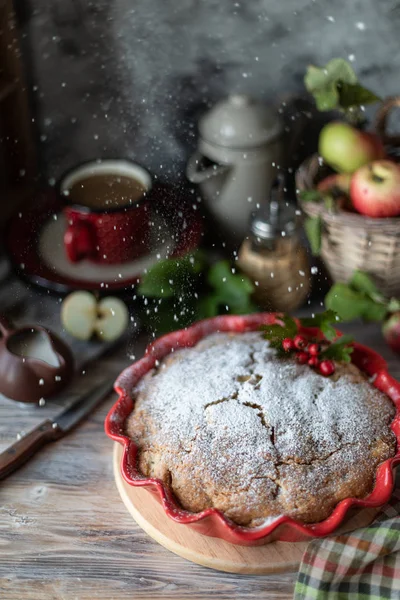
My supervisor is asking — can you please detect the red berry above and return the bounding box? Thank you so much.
[319,360,335,376]
[282,338,295,352]
[308,343,320,356]
[293,334,308,350]
[296,351,309,365]
[308,356,320,368]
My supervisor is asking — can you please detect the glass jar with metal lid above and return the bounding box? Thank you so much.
[238,176,311,312]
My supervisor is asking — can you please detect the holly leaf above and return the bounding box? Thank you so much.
[304,59,358,112]
[304,215,322,256]
[261,315,298,351]
[300,309,340,341]
[338,82,381,108]
[138,251,206,298]
[320,334,354,363]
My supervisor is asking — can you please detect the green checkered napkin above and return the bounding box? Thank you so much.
[294,470,400,600]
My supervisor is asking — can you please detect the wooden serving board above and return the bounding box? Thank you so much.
[113,443,380,575]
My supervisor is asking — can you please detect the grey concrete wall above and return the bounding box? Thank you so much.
[19,0,400,183]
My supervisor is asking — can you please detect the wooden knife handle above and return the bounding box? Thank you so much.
[0,420,62,481]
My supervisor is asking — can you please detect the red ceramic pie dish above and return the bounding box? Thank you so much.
[105,313,400,546]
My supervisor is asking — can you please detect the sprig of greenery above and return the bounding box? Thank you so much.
[301,309,340,341]
[138,251,206,298]
[197,261,257,319]
[261,315,298,354]
[320,334,354,363]
[325,270,399,322]
[304,215,322,256]
[304,58,381,123]
[138,253,256,333]
[261,310,354,362]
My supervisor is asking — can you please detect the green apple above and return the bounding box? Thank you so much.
[319,121,385,174]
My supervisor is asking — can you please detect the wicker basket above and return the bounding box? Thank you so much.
[296,97,400,297]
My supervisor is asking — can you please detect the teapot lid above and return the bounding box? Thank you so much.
[199,95,283,149]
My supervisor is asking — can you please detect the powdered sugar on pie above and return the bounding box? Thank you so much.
[126,332,396,526]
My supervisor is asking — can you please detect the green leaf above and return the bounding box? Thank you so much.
[208,261,253,294]
[321,335,354,363]
[362,301,388,322]
[196,295,220,320]
[299,189,324,203]
[299,189,337,212]
[325,283,387,322]
[205,261,257,316]
[138,251,206,298]
[333,333,354,345]
[338,82,381,108]
[139,296,198,334]
[325,284,367,320]
[304,59,358,112]
[349,271,387,306]
[349,270,379,296]
[304,216,322,256]
[304,59,378,116]
[261,315,298,351]
[300,309,340,341]
[387,298,400,313]
[261,316,298,340]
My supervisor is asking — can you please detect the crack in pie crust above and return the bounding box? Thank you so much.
[125,332,396,527]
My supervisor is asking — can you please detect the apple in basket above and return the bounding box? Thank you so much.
[382,312,400,354]
[319,121,385,174]
[350,160,400,218]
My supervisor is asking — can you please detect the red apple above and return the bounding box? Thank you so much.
[317,173,352,210]
[350,160,400,218]
[319,121,385,174]
[382,312,400,354]
[317,173,351,194]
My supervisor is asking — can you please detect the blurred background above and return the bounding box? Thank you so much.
[7,0,400,189]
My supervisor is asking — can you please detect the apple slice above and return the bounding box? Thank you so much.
[61,292,129,342]
[95,297,129,342]
[61,291,97,341]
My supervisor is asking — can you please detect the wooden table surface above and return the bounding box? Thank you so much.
[1,319,399,600]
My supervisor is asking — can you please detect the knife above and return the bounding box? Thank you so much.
[0,378,114,480]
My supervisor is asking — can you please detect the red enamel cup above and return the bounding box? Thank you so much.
[59,159,153,264]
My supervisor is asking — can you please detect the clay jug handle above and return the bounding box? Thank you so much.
[186,152,230,184]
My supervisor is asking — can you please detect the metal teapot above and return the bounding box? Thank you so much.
[186,95,284,245]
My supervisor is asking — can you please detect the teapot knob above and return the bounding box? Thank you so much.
[229,94,252,107]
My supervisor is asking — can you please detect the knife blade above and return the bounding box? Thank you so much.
[0,378,114,481]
